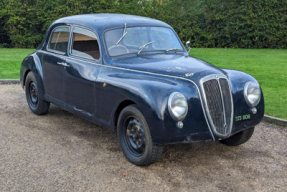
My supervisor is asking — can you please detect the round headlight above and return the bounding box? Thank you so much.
[244,82,261,107]
[168,92,188,121]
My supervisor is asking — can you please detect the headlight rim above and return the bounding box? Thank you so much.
[244,81,261,107]
[168,92,188,121]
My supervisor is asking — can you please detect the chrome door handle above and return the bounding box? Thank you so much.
[57,62,70,67]
[62,63,70,67]
[74,107,83,112]
[57,62,65,65]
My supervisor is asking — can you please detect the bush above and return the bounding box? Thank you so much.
[0,0,286,48]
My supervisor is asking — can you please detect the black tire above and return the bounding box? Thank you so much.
[117,105,163,166]
[25,72,50,115]
[220,127,255,146]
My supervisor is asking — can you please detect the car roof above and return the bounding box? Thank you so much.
[53,14,171,32]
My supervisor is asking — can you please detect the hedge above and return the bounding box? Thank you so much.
[0,0,286,48]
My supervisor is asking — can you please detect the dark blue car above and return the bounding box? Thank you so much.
[20,14,264,166]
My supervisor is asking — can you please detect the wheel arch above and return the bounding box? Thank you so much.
[22,69,31,88]
[113,100,136,130]
[20,53,45,99]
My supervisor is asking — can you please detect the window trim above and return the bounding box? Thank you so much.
[46,25,71,55]
[69,26,101,61]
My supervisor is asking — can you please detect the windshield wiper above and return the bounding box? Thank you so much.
[165,48,183,52]
[115,23,127,46]
[137,41,154,55]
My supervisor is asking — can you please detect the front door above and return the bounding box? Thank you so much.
[64,26,102,118]
[42,25,70,103]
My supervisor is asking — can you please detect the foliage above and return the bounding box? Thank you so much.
[0,0,286,48]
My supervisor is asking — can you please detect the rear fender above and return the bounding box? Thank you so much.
[20,53,45,99]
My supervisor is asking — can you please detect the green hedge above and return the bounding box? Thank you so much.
[0,0,286,48]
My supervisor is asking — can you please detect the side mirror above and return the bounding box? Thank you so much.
[186,41,191,52]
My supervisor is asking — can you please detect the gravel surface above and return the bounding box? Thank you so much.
[0,84,286,191]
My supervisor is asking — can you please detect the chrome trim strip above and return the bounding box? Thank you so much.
[200,74,234,137]
[226,78,234,137]
[217,78,227,131]
[38,49,217,140]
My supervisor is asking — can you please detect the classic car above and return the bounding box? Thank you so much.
[20,14,264,166]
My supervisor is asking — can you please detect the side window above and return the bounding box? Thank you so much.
[71,27,100,60]
[48,26,70,53]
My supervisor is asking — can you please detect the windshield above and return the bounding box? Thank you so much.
[105,26,183,57]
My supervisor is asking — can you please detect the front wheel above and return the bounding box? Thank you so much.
[220,127,255,146]
[117,105,163,166]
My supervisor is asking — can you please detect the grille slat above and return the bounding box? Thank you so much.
[219,79,232,135]
[203,77,233,136]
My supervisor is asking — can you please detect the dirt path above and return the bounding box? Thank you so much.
[0,84,286,191]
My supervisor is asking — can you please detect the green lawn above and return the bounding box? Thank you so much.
[0,48,286,120]
[190,48,287,120]
[0,48,34,79]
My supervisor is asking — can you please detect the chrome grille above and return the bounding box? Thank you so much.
[219,78,232,134]
[202,75,233,136]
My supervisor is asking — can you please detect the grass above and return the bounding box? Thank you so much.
[0,48,34,79]
[190,48,287,120]
[0,48,286,119]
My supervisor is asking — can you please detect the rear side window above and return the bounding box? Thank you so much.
[48,26,70,53]
[71,27,100,60]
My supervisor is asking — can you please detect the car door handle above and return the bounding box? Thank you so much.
[57,62,70,67]
[62,63,70,67]
[74,107,83,112]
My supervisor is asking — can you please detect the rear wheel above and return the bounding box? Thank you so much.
[220,127,255,146]
[117,105,163,166]
[25,72,50,115]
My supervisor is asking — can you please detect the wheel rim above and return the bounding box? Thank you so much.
[29,81,38,106]
[124,117,146,156]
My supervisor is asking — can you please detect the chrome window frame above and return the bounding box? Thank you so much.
[199,74,234,138]
[69,26,101,61]
[46,25,71,55]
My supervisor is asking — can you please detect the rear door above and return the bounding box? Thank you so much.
[42,26,70,103]
[64,26,102,119]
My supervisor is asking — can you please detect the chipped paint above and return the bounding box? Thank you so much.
[175,67,187,71]
[185,72,195,77]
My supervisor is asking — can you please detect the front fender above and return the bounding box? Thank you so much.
[96,66,213,144]
[224,69,264,135]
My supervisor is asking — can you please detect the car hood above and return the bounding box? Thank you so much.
[111,54,227,81]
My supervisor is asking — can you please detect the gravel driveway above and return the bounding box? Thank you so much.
[0,84,286,191]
